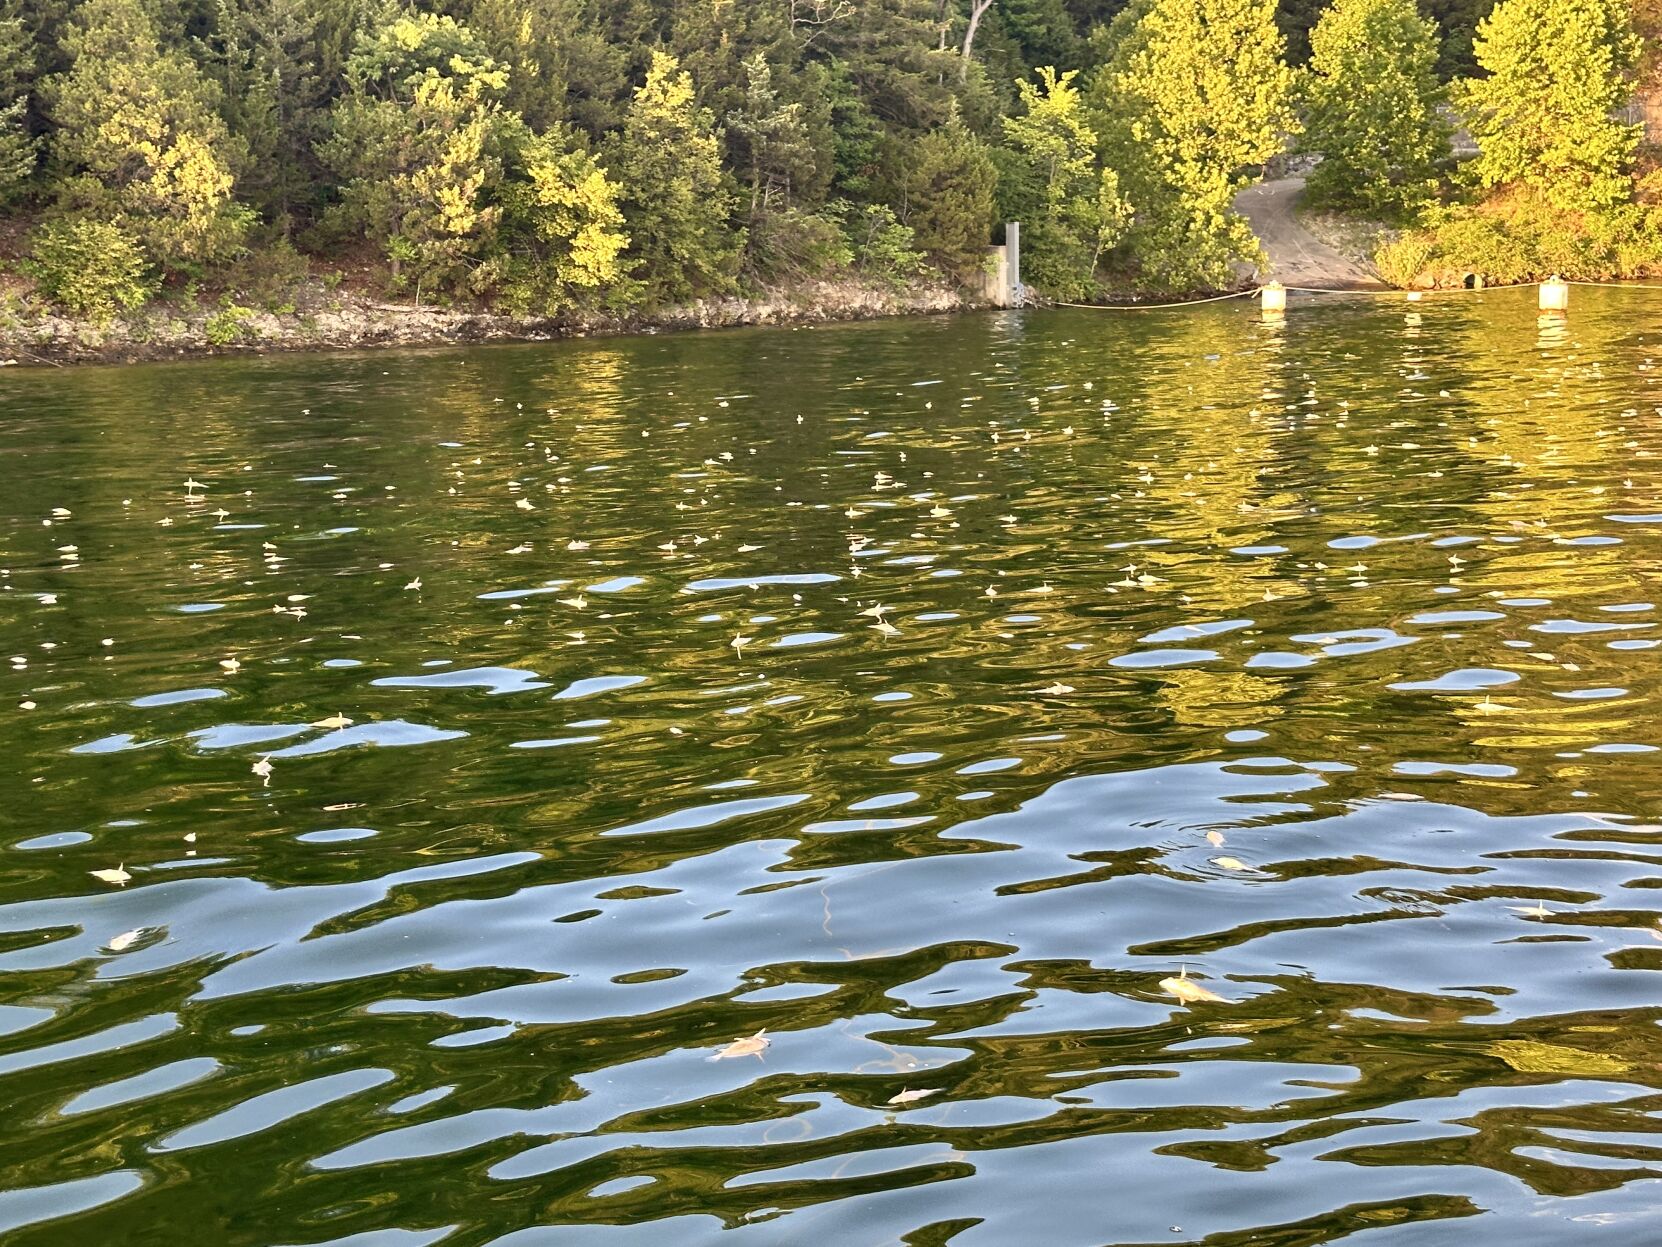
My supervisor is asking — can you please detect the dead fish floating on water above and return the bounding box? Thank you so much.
[887,1087,940,1106]
[710,1029,770,1061]
[1159,968,1230,1006]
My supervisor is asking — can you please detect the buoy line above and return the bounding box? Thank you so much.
[1055,276,1662,312]
[1056,289,1260,311]
[1562,279,1662,291]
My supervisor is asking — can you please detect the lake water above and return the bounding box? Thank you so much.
[6,288,1662,1244]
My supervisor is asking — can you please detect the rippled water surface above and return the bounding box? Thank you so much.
[9,290,1662,1245]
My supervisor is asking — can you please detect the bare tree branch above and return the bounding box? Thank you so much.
[791,0,856,48]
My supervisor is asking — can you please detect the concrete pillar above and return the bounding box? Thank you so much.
[1539,276,1570,312]
[1005,222,1020,304]
[1260,281,1287,313]
[982,244,1009,306]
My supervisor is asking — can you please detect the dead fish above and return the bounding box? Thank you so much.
[1159,969,1229,1005]
[887,1087,940,1106]
[711,1029,769,1061]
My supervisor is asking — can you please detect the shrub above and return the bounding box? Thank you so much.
[834,202,927,286]
[744,208,851,283]
[1373,232,1436,287]
[220,235,310,311]
[204,299,255,344]
[26,217,154,320]
[1373,189,1662,286]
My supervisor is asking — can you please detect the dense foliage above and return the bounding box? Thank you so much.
[1094,0,1298,291]
[0,0,1658,312]
[1378,0,1662,285]
[1302,0,1448,220]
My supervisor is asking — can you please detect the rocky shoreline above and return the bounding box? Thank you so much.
[0,277,983,368]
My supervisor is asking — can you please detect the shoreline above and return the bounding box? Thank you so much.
[0,277,986,369]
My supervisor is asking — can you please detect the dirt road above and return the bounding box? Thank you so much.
[1234,176,1385,290]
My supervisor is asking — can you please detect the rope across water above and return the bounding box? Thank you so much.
[1055,278,1662,310]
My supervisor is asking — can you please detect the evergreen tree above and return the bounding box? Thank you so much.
[818,0,956,131]
[903,111,997,279]
[998,66,1127,297]
[460,0,629,134]
[727,52,819,216]
[1459,0,1640,212]
[1303,0,1448,220]
[1274,0,1324,64]
[495,121,630,313]
[0,0,38,200]
[317,12,508,295]
[197,0,330,228]
[1419,0,1488,79]
[1001,0,1082,68]
[607,51,742,305]
[45,0,251,272]
[1094,0,1296,289]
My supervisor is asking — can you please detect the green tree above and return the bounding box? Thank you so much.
[1303,0,1448,219]
[460,0,629,134]
[999,66,1128,297]
[0,0,38,200]
[44,0,250,273]
[196,0,330,228]
[1458,0,1640,213]
[818,0,956,131]
[1094,0,1296,290]
[1002,0,1083,68]
[727,52,819,216]
[607,51,742,305]
[903,110,998,279]
[1420,0,1489,79]
[1274,0,1324,64]
[318,12,509,296]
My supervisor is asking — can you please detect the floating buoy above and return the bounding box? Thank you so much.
[1539,276,1569,312]
[1260,281,1287,314]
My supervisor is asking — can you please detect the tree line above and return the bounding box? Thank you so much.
[0,0,1653,321]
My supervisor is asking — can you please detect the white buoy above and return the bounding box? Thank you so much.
[1260,281,1287,313]
[1539,276,1569,312]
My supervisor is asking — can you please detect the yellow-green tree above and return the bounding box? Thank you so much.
[319,13,509,297]
[1094,0,1296,290]
[606,52,741,306]
[495,123,632,313]
[1459,0,1640,212]
[45,0,250,272]
[998,66,1129,299]
[1303,0,1448,220]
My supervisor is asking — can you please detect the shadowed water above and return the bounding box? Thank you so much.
[6,288,1662,1245]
